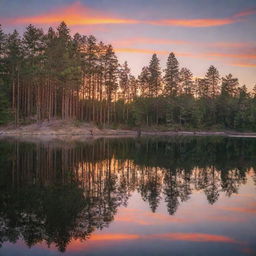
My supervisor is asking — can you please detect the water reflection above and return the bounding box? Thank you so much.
[0,136,255,254]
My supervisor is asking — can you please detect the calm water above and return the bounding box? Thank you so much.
[0,136,255,256]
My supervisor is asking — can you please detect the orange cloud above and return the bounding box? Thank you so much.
[148,18,235,27]
[114,37,255,50]
[230,62,256,68]
[115,47,192,57]
[151,233,238,243]
[1,2,256,28]
[115,47,256,65]
[113,37,188,47]
[149,6,256,27]
[210,42,254,48]
[115,47,169,55]
[233,7,256,18]
[9,2,138,26]
[203,52,256,60]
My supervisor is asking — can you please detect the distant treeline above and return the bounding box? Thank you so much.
[0,22,256,130]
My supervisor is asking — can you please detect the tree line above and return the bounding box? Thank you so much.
[0,22,256,130]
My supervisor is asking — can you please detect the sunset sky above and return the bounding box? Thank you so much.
[0,0,255,88]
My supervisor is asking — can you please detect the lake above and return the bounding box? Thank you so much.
[0,136,255,256]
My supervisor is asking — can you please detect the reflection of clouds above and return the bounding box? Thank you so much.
[218,205,256,214]
[115,208,187,226]
[115,205,247,227]
[1,137,256,253]
[150,233,239,243]
[63,232,240,253]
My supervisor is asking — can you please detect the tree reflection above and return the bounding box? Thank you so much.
[0,136,255,251]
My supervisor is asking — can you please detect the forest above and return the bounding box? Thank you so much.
[0,22,256,131]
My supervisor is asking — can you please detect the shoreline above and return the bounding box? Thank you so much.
[1,120,256,139]
[1,129,256,139]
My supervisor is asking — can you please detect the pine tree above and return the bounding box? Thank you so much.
[119,61,131,102]
[221,74,239,97]
[205,65,220,98]
[129,75,138,99]
[5,29,23,126]
[103,45,118,123]
[148,54,161,97]
[23,24,45,119]
[138,66,150,97]
[0,78,10,124]
[195,78,208,98]
[164,52,179,96]
[179,67,194,95]
[0,26,11,125]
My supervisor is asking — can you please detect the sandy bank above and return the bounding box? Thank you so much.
[1,120,256,139]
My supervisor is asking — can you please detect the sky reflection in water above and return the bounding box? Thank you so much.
[0,136,255,256]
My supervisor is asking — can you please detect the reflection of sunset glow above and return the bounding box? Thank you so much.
[152,233,238,243]
[90,233,140,241]
[115,206,247,227]
[220,206,256,214]
[115,208,187,225]
[66,234,140,251]
[64,232,239,252]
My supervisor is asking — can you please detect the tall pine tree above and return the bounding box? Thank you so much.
[164,52,179,96]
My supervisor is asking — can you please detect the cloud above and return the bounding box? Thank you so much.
[231,62,256,68]
[115,47,256,59]
[203,52,256,60]
[1,2,256,28]
[114,38,254,49]
[115,47,169,55]
[148,18,236,27]
[115,46,256,67]
[3,2,138,26]
[148,7,256,27]
[233,7,256,18]
[115,47,192,57]
[209,42,254,49]
[113,37,188,47]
